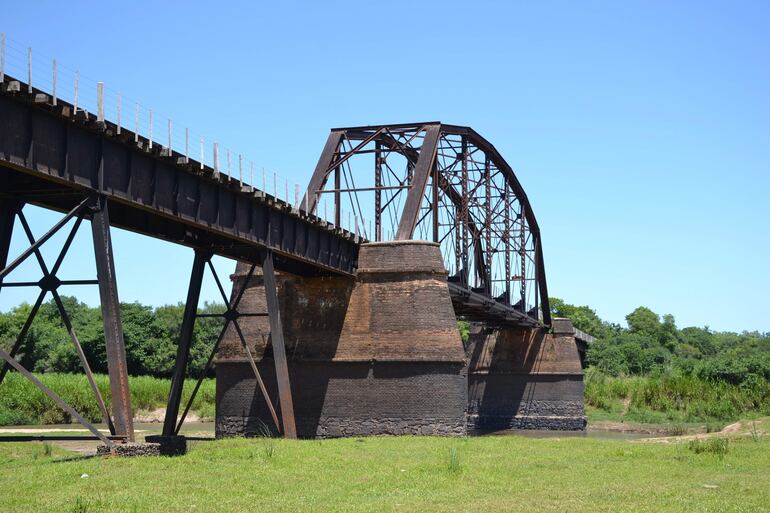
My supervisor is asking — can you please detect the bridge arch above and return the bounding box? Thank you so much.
[303,123,550,327]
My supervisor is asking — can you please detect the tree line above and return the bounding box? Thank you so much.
[0,296,223,378]
[0,295,768,386]
[551,298,770,386]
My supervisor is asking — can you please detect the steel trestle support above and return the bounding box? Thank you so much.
[162,250,297,439]
[91,197,134,441]
[162,250,207,436]
[0,196,132,446]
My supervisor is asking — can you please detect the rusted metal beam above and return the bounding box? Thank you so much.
[316,185,410,194]
[375,141,382,241]
[302,131,344,214]
[91,198,134,441]
[52,290,115,435]
[0,87,358,277]
[163,249,207,436]
[174,320,229,435]
[0,197,91,280]
[233,319,281,433]
[262,249,297,438]
[0,349,113,447]
[15,200,116,434]
[0,198,17,288]
[174,261,258,434]
[0,289,45,385]
[395,125,441,240]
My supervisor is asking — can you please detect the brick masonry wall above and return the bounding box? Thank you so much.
[215,240,586,437]
[216,241,468,438]
[466,323,587,431]
[217,360,467,438]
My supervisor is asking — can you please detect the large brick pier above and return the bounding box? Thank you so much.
[215,241,585,438]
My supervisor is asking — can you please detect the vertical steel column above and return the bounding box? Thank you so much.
[91,197,134,441]
[0,199,17,287]
[432,162,439,243]
[484,158,492,294]
[162,249,207,436]
[0,199,19,385]
[395,125,440,240]
[334,165,341,227]
[454,205,462,277]
[519,204,527,310]
[374,141,382,241]
[504,192,511,302]
[461,137,469,275]
[262,249,297,439]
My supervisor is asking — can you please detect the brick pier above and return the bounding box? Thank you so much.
[216,241,467,437]
[215,241,585,438]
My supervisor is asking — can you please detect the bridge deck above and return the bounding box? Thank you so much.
[0,77,545,328]
[0,77,359,276]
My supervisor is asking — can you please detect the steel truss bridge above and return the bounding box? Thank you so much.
[0,75,551,444]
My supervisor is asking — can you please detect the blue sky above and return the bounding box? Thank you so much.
[1,1,768,332]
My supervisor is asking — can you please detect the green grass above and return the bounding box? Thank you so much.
[0,432,768,512]
[584,368,770,425]
[0,373,215,426]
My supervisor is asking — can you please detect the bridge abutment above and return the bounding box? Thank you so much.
[216,241,468,438]
[466,318,586,431]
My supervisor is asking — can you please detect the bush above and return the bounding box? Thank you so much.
[0,372,215,426]
[585,369,770,424]
[687,438,729,458]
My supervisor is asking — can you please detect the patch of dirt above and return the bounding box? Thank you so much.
[721,421,742,433]
[133,407,200,423]
[588,421,672,436]
[637,419,766,444]
[0,427,111,434]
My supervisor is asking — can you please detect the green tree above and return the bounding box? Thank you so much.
[550,297,612,338]
[626,306,661,336]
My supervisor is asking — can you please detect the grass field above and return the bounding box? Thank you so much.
[0,420,768,513]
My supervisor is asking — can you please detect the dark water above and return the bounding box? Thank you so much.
[469,427,650,440]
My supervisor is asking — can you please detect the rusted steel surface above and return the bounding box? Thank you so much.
[0,349,115,447]
[173,261,276,435]
[92,199,134,441]
[53,290,115,435]
[163,249,207,436]
[262,250,297,438]
[304,123,551,328]
[0,200,16,287]
[0,77,359,277]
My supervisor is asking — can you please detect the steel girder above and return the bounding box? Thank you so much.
[303,122,551,328]
[0,77,359,277]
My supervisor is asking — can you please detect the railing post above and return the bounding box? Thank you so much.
[163,249,207,436]
[91,197,134,441]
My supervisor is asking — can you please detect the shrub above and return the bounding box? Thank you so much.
[0,372,215,426]
[687,438,729,458]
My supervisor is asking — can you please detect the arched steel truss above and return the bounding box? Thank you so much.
[303,122,551,327]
